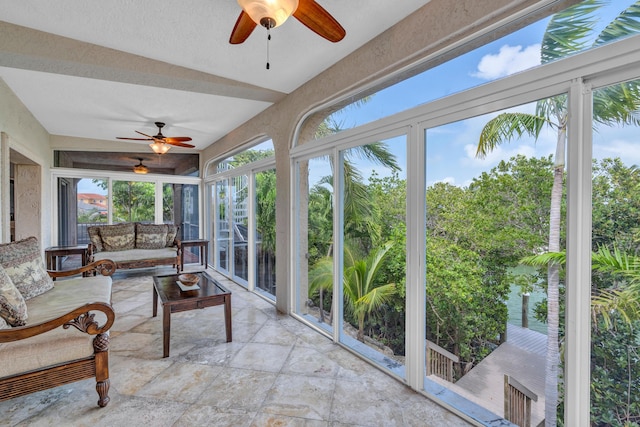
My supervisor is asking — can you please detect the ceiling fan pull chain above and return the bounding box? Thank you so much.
[266,29,271,70]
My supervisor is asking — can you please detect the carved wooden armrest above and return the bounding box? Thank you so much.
[174,239,182,256]
[0,302,115,343]
[47,259,117,278]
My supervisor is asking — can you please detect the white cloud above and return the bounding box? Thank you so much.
[593,138,640,165]
[472,44,541,80]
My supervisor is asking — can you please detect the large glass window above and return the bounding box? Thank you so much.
[255,168,277,297]
[314,1,640,136]
[338,136,406,375]
[214,179,230,274]
[590,78,640,426]
[55,173,200,247]
[59,177,108,245]
[423,98,564,425]
[208,140,276,296]
[295,154,334,333]
[112,180,155,223]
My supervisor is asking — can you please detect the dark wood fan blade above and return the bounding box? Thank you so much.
[116,137,153,141]
[165,140,195,148]
[294,0,345,42]
[164,136,192,143]
[229,11,258,44]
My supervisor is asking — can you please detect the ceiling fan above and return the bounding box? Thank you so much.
[117,122,195,154]
[229,0,346,44]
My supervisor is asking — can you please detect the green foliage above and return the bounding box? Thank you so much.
[591,316,640,427]
[255,170,277,253]
[426,238,504,368]
[95,179,156,223]
[228,149,274,168]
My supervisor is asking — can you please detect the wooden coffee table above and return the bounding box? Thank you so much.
[152,272,232,357]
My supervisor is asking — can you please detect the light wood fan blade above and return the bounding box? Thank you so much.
[293,0,345,42]
[230,11,258,44]
[165,140,195,148]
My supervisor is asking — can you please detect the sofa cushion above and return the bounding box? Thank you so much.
[93,247,178,263]
[0,316,7,330]
[100,223,135,251]
[166,224,178,247]
[0,237,54,300]
[0,265,28,326]
[0,275,112,379]
[87,226,104,252]
[136,223,168,250]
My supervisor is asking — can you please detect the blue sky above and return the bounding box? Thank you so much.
[328,0,639,188]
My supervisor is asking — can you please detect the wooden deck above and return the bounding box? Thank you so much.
[429,324,546,426]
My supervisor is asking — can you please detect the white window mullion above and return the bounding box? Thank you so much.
[564,77,592,426]
[405,123,426,390]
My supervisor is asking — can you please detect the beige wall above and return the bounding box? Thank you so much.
[0,78,51,248]
[201,0,578,313]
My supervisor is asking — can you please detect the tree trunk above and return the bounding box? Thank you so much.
[545,125,565,426]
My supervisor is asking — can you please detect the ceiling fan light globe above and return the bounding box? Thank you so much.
[238,0,298,28]
[149,142,171,154]
[133,164,149,174]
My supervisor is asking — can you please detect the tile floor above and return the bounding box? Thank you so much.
[0,267,472,427]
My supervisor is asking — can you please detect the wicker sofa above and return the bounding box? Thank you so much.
[88,223,180,272]
[0,236,117,407]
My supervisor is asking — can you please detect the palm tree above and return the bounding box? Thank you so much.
[521,245,640,326]
[310,241,397,341]
[475,2,640,424]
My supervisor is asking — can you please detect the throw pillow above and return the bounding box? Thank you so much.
[166,224,178,247]
[87,226,103,252]
[0,265,28,326]
[0,236,54,300]
[136,223,168,249]
[100,223,135,251]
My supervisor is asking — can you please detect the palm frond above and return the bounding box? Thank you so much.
[520,251,566,267]
[593,80,640,127]
[476,112,550,158]
[541,0,604,63]
[345,142,401,172]
[308,257,334,295]
[594,1,640,46]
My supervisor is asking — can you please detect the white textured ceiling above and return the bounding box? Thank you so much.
[0,0,428,151]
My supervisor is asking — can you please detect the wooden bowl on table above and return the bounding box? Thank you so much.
[178,273,200,286]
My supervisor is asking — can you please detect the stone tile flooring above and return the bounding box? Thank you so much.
[0,267,472,427]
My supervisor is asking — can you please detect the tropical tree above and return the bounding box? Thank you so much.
[310,241,396,342]
[521,245,640,425]
[475,2,640,424]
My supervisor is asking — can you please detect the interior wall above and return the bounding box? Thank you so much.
[13,164,41,242]
[0,78,52,248]
[201,0,579,313]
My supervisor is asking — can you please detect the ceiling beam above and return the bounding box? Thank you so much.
[0,20,286,104]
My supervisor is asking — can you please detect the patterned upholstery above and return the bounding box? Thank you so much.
[0,265,28,326]
[0,237,54,300]
[87,226,103,252]
[99,223,135,251]
[135,223,168,249]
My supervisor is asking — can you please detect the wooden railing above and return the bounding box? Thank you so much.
[504,374,538,427]
[425,340,459,382]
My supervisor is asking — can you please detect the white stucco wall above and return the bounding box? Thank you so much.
[0,78,51,247]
